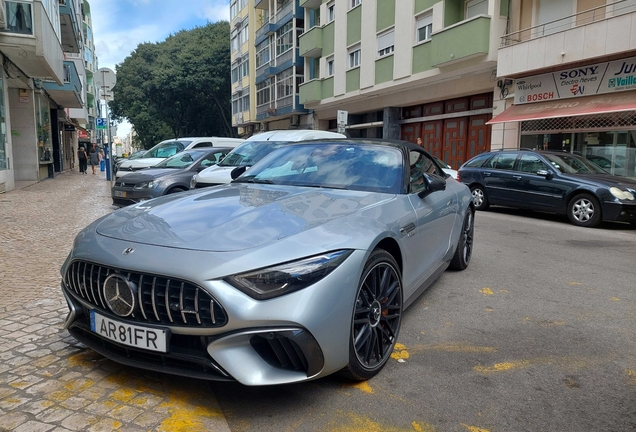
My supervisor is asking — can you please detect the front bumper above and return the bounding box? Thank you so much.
[60,248,366,385]
[602,201,636,223]
[111,187,157,205]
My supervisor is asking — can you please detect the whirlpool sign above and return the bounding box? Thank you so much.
[514,56,636,104]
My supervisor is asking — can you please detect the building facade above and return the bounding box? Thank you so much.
[0,0,97,193]
[490,0,636,178]
[231,0,310,137]
[297,0,508,169]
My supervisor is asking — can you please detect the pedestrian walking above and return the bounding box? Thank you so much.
[88,143,100,175]
[77,146,88,174]
[99,148,105,171]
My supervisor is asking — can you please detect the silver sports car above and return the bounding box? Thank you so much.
[60,139,474,386]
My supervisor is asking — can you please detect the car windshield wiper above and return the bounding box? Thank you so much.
[233,176,276,184]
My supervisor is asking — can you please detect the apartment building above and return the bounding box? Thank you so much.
[0,0,95,193]
[490,0,636,178]
[231,0,310,136]
[297,0,508,169]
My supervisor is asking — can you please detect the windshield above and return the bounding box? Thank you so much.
[154,150,208,169]
[218,141,289,167]
[543,153,607,174]
[129,151,147,160]
[143,140,188,158]
[233,142,403,194]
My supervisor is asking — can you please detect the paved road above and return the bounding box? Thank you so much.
[1,172,635,432]
[0,171,230,432]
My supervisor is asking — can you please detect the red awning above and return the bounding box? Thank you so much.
[487,91,636,124]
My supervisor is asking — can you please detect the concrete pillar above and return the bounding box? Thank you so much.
[383,107,401,140]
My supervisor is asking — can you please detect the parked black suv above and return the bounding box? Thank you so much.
[458,149,636,228]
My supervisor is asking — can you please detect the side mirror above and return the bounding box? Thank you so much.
[536,170,553,179]
[418,173,446,198]
[231,166,247,180]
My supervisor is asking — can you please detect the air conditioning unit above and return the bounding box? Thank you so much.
[260,122,268,132]
[289,115,299,126]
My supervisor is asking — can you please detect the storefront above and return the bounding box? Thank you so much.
[400,93,493,170]
[489,57,636,179]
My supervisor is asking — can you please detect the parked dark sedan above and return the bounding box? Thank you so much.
[111,148,231,206]
[458,149,636,227]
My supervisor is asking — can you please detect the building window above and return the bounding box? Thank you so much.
[350,0,361,9]
[232,91,250,115]
[348,47,360,69]
[416,12,433,43]
[231,55,249,83]
[276,22,293,56]
[327,1,335,23]
[257,79,272,106]
[5,1,33,35]
[326,56,334,77]
[255,40,270,69]
[377,30,394,58]
[276,69,294,105]
[465,0,488,19]
[230,0,238,20]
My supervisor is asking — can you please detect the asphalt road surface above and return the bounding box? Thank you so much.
[211,208,636,432]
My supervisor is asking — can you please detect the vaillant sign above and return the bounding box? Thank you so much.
[514,56,636,104]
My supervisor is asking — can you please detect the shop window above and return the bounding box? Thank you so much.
[36,94,52,162]
[5,1,33,35]
[403,105,422,119]
[0,75,5,171]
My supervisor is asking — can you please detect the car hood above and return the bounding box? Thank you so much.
[196,165,236,184]
[119,158,165,169]
[564,173,636,189]
[116,168,186,182]
[96,184,394,252]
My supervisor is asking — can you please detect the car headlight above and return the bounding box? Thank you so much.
[134,180,158,190]
[225,250,353,300]
[609,187,635,201]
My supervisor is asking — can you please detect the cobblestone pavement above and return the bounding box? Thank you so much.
[0,171,231,432]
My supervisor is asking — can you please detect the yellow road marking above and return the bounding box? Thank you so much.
[461,424,490,432]
[479,288,493,295]
[391,343,410,360]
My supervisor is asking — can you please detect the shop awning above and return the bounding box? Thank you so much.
[487,91,636,124]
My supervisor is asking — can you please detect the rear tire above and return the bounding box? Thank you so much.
[340,250,402,381]
[470,185,490,211]
[449,207,474,270]
[166,187,186,195]
[567,193,601,227]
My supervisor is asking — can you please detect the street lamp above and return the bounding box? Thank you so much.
[96,67,116,185]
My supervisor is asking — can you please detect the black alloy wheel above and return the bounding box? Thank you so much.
[341,249,403,381]
[449,207,475,270]
[470,185,490,210]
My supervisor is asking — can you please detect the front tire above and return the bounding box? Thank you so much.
[449,207,474,270]
[341,250,403,381]
[471,185,490,210]
[567,193,601,227]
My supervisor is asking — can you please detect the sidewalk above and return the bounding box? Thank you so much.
[0,171,231,431]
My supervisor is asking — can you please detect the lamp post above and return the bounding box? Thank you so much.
[96,67,116,185]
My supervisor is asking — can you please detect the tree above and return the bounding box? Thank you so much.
[110,22,234,149]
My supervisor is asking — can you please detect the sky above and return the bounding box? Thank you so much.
[88,0,231,137]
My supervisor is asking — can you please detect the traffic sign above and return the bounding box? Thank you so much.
[96,118,107,130]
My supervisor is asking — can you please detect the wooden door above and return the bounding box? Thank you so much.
[401,123,421,144]
[421,121,442,157]
[443,117,467,170]
[466,115,492,164]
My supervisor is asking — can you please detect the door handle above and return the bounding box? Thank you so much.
[484,172,491,177]
[513,175,522,180]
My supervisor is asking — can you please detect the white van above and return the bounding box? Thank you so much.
[190,130,347,189]
[116,137,244,178]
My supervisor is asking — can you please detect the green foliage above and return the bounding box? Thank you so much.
[110,22,235,150]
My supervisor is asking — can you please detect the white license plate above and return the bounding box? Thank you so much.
[90,311,168,353]
[113,190,126,198]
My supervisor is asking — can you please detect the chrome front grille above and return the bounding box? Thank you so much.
[64,261,227,328]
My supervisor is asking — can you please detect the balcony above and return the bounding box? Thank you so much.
[59,0,81,53]
[498,0,636,77]
[299,79,322,104]
[254,0,267,10]
[43,61,83,108]
[255,21,275,45]
[431,16,491,68]
[300,0,321,9]
[0,1,65,83]
[299,26,322,58]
